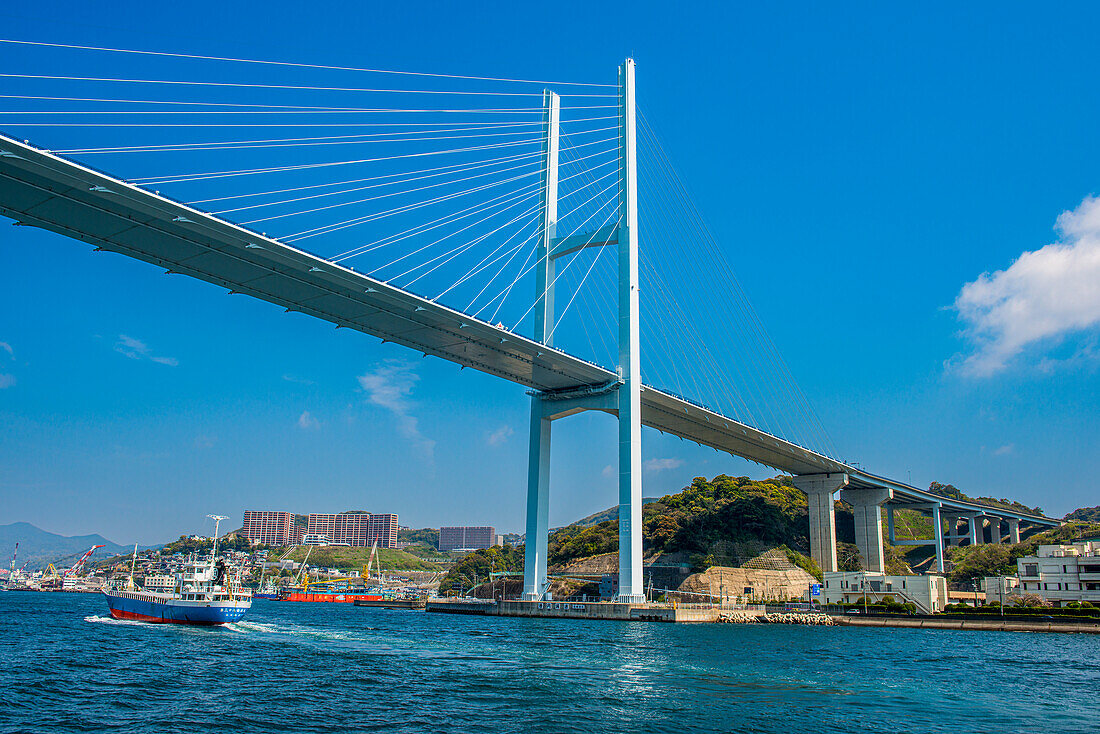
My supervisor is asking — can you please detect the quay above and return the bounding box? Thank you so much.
[426,599,1100,633]
[425,598,758,623]
[833,613,1100,634]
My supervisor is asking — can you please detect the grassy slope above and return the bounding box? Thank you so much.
[277,545,441,572]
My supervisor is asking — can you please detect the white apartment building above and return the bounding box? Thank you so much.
[1017,540,1100,606]
[822,571,948,614]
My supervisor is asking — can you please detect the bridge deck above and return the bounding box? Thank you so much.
[0,134,1056,526]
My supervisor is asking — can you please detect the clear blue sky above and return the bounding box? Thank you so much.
[1,2,1098,544]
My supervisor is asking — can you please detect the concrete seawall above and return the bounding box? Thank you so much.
[833,614,1100,634]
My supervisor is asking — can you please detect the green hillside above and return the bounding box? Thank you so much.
[438,545,523,595]
[548,475,846,572]
[1065,506,1100,523]
[277,545,441,572]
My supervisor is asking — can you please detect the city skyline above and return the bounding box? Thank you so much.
[3,3,1100,544]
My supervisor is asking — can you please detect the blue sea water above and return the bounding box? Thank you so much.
[2,592,1098,733]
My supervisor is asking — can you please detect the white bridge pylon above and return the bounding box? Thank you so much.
[522,59,643,603]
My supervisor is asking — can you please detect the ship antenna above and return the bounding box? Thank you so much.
[207,515,229,562]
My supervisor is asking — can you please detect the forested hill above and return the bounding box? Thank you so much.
[928,482,1042,515]
[1065,506,1100,523]
[548,475,834,571]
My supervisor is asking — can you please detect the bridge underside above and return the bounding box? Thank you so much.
[0,133,845,475]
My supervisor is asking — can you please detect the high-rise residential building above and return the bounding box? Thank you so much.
[241,511,295,547]
[306,513,398,549]
[439,526,498,552]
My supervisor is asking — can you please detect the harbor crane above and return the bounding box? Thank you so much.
[64,545,105,578]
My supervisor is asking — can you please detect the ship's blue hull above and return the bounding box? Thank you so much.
[104,591,249,625]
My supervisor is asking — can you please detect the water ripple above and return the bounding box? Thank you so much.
[2,594,1098,733]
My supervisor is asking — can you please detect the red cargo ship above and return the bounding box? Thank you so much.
[281,589,386,603]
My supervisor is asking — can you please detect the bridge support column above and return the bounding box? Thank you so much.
[990,518,1003,544]
[931,502,945,573]
[522,397,551,600]
[941,515,962,547]
[521,88,559,602]
[615,58,645,604]
[793,473,848,573]
[841,487,891,573]
[968,515,983,545]
[1007,518,1021,544]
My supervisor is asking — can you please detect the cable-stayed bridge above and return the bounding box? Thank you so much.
[0,41,1056,601]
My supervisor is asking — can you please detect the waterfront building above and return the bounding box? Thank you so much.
[241,511,295,547]
[822,571,948,614]
[306,513,398,549]
[982,575,1021,604]
[439,526,498,552]
[1017,540,1100,605]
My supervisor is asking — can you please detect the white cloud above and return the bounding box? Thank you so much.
[0,374,14,389]
[602,464,615,478]
[486,425,513,446]
[194,435,217,449]
[297,411,320,430]
[114,334,178,367]
[644,457,684,473]
[357,360,434,457]
[0,342,12,359]
[283,374,315,385]
[992,444,1014,457]
[951,195,1100,376]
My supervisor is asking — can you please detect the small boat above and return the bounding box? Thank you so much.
[103,515,251,625]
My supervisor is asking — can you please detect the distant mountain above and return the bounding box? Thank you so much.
[564,498,661,529]
[0,522,136,571]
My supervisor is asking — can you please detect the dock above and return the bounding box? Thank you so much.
[425,598,752,623]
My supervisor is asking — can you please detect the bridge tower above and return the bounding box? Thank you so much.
[522,59,645,603]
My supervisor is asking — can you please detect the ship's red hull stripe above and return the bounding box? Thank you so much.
[109,608,196,624]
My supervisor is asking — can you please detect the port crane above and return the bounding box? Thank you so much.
[64,545,105,578]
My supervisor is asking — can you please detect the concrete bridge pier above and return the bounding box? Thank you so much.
[1007,518,1021,544]
[943,514,965,547]
[931,502,945,573]
[793,473,848,573]
[990,518,1003,544]
[840,487,891,572]
[967,514,984,545]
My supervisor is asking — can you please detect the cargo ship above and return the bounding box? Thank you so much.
[103,515,251,625]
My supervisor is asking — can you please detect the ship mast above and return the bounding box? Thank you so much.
[207,514,229,562]
[127,543,138,590]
